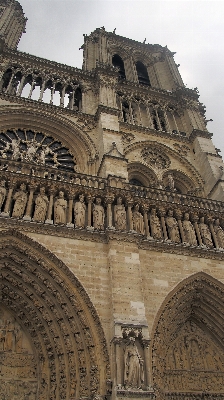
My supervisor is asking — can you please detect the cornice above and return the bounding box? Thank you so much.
[1,218,224,260]
[116,389,155,398]
[189,129,213,141]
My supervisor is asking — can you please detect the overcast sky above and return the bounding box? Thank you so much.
[17,0,224,156]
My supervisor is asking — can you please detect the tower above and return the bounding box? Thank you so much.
[0,4,224,400]
[0,0,26,50]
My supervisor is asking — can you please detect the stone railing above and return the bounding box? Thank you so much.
[0,161,224,250]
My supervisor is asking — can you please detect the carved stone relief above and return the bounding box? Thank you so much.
[114,197,126,230]
[124,337,144,390]
[0,307,38,399]
[141,146,170,170]
[132,204,144,234]
[93,197,105,230]
[12,183,28,218]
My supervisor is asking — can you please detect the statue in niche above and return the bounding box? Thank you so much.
[124,337,144,389]
[213,219,224,249]
[93,197,104,230]
[165,210,181,243]
[33,187,49,222]
[114,197,126,230]
[132,204,144,234]
[0,179,6,211]
[182,213,197,246]
[54,191,67,224]
[167,173,175,191]
[149,208,162,240]
[74,194,86,228]
[12,183,27,218]
[199,217,213,248]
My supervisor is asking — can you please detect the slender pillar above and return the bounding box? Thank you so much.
[172,112,179,134]
[192,214,202,246]
[45,190,54,224]
[126,200,134,231]
[114,338,123,389]
[5,71,15,94]
[17,74,26,96]
[67,195,74,228]
[86,195,93,229]
[39,79,46,101]
[23,185,35,221]
[105,195,114,229]
[158,208,168,240]
[155,108,162,131]
[28,80,35,99]
[142,204,150,239]
[142,339,152,389]
[163,108,172,133]
[176,210,185,243]
[2,183,14,217]
[50,82,56,104]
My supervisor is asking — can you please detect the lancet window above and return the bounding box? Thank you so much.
[0,66,82,110]
[135,61,151,86]
[112,54,126,81]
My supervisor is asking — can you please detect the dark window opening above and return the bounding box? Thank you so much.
[136,61,150,86]
[112,54,126,81]
[129,178,144,186]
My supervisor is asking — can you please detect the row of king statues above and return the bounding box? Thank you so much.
[0,181,223,249]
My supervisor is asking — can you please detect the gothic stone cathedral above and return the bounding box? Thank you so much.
[0,1,223,399]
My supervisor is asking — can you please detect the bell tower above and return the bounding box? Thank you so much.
[0,0,27,50]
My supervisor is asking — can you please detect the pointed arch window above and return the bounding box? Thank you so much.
[135,61,150,86]
[112,54,126,81]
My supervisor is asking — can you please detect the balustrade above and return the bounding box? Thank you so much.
[0,65,82,110]
[0,168,224,252]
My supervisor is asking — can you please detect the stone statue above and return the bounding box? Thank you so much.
[132,204,144,234]
[114,197,126,230]
[167,173,175,191]
[199,217,213,248]
[182,213,197,246]
[124,337,144,389]
[0,180,6,211]
[93,197,104,230]
[54,191,67,224]
[74,194,86,228]
[213,219,224,249]
[33,187,49,222]
[165,209,181,243]
[38,145,53,165]
[149,208,162,240]
[12,183,27,218]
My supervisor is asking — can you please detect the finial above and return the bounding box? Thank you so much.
[113,28,116,34]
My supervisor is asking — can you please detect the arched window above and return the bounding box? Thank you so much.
[112,54,126,81]
[135,61,150,86]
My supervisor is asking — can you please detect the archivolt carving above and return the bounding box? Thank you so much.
[124,140,205,192]
[162,170,196,194]
[151,272,224,399]
[0,229,110,399]
[0,107,98,174]
[128,162,158,187]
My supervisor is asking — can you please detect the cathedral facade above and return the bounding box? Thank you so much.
[0,1,224,399]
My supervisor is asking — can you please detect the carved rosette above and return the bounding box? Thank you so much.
[141,146,170,170]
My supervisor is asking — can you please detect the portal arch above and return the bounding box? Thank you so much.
[151,272,224,399]
[0,229,111,399]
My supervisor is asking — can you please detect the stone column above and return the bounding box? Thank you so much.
[2,182,14,217]
[192,213,202,246]
[126,199,134,231]
[142,204,151,239]
[17,74,26,96]
[86,195,94,230]
[39,78,47,101]
[176,209,184,243]
[45,189,54,224]
[163,108,172,133]
[105,194,115,229]
[114,338,123,389]
[158,208,168,240]
[172,112,179,134]
[67,195,74,228]
[142,339,152,389]
[23,185,35,221]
